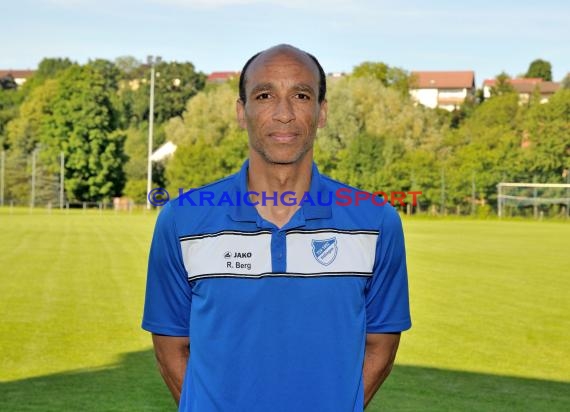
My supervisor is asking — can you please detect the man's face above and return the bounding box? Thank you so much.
[237,49,327,165]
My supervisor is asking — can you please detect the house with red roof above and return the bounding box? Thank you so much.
[207,71,240,83]
[410,71,475,111]
[482,77,560,104]
[0,69,35,86]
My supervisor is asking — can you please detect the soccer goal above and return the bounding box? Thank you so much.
[497,182,570,218]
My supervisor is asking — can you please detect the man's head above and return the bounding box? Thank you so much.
[239,45,327,104]
[237,44,328,166]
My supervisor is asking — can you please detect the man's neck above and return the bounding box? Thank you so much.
[247,152,313,228]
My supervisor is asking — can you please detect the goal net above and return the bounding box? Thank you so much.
[497,183,570,218]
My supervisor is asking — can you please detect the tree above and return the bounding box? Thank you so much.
[113,58,207,200]
[490,72,515,97]
[562,73,570,90]
[0,76,25,149]
[37,65,127,201]
[6,79,59,153]
[0,88,23,149]
[332,132,407,192]
[119,61,207,127]
[519,90,570,183]
[4,58,74,159]
[2,79,61,203]
[19,58,74,96]
[122,126,148,202]
[115,56,143,80]
[352,62,390,82]
[525,59,553,81]
[351,62,413,95]
[315,75,443,173]
[166,131,247,193]
[153,62,206,123]
[311,75,446,210]
[86,58,121,91]
[445,127,521,209]
[442,93,524,209]
[0,75,18,90]
[165,82,247,191]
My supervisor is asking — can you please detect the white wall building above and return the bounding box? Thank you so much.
[0,70,35,86]
[482,78,560,104]
[410,71,475,111]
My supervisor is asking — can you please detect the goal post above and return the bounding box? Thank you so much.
[497,182,570,218]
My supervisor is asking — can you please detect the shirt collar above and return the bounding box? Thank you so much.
[228,160,258,222]
[228,159,332,223]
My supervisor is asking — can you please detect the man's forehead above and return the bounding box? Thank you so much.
[245,48,319,87]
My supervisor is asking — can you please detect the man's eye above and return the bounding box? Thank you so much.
[296,93,310,100]
[256,93,271,100]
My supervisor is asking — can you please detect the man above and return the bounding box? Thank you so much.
[142,44,411,412]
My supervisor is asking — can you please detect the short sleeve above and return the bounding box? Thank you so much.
[142,202,192,336]
[365,206,411,333]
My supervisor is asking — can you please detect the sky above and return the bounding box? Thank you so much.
[2,0,569,86]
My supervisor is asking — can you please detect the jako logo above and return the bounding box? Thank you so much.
[234,252,252,258]
[225,251,253,259]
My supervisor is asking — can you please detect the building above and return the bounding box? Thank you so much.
[150,141,177,162]
[482,78,561,104]
[0,70,35,86]
[410,71,475,111]
[207,71,240,83]
[326,72,346,84]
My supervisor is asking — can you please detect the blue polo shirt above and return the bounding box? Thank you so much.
[142,160,411,412]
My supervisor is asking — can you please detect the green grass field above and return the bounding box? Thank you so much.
[0,209,569,411]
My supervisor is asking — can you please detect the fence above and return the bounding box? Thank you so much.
[0,149,63,208]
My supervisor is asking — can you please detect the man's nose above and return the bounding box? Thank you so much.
[272,98,295,123]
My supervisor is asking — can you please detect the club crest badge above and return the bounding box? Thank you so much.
[311,237,338,266]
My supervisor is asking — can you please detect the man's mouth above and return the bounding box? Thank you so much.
[269,132,299,142]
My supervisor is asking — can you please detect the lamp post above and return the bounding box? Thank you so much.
[146,55,161,209]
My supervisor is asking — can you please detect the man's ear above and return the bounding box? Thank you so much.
[236,99,247,129]
[317,99,328,129]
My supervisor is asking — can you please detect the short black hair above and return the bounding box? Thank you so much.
[238,46,327,104]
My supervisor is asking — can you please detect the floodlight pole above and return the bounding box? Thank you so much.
[146,55,161,210]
